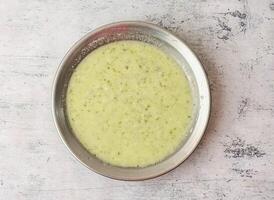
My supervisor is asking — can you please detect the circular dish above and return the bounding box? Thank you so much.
[52,21,210,180]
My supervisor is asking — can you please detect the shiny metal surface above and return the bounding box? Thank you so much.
[52,21,210,180]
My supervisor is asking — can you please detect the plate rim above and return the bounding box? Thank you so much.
[52,21,211,181]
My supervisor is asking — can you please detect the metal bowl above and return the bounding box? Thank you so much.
[52,21,210,180]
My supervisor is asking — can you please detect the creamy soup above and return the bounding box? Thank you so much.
[66,40,193,167]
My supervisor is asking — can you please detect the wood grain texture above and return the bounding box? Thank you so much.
[0,0,273,199]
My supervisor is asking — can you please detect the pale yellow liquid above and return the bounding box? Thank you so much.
[66,40,193,167]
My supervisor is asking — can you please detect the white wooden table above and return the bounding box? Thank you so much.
[1,0,274,199]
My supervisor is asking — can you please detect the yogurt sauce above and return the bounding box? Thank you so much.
[66,40,193,167]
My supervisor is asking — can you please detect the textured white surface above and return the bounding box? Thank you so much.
[0,0,274,199]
